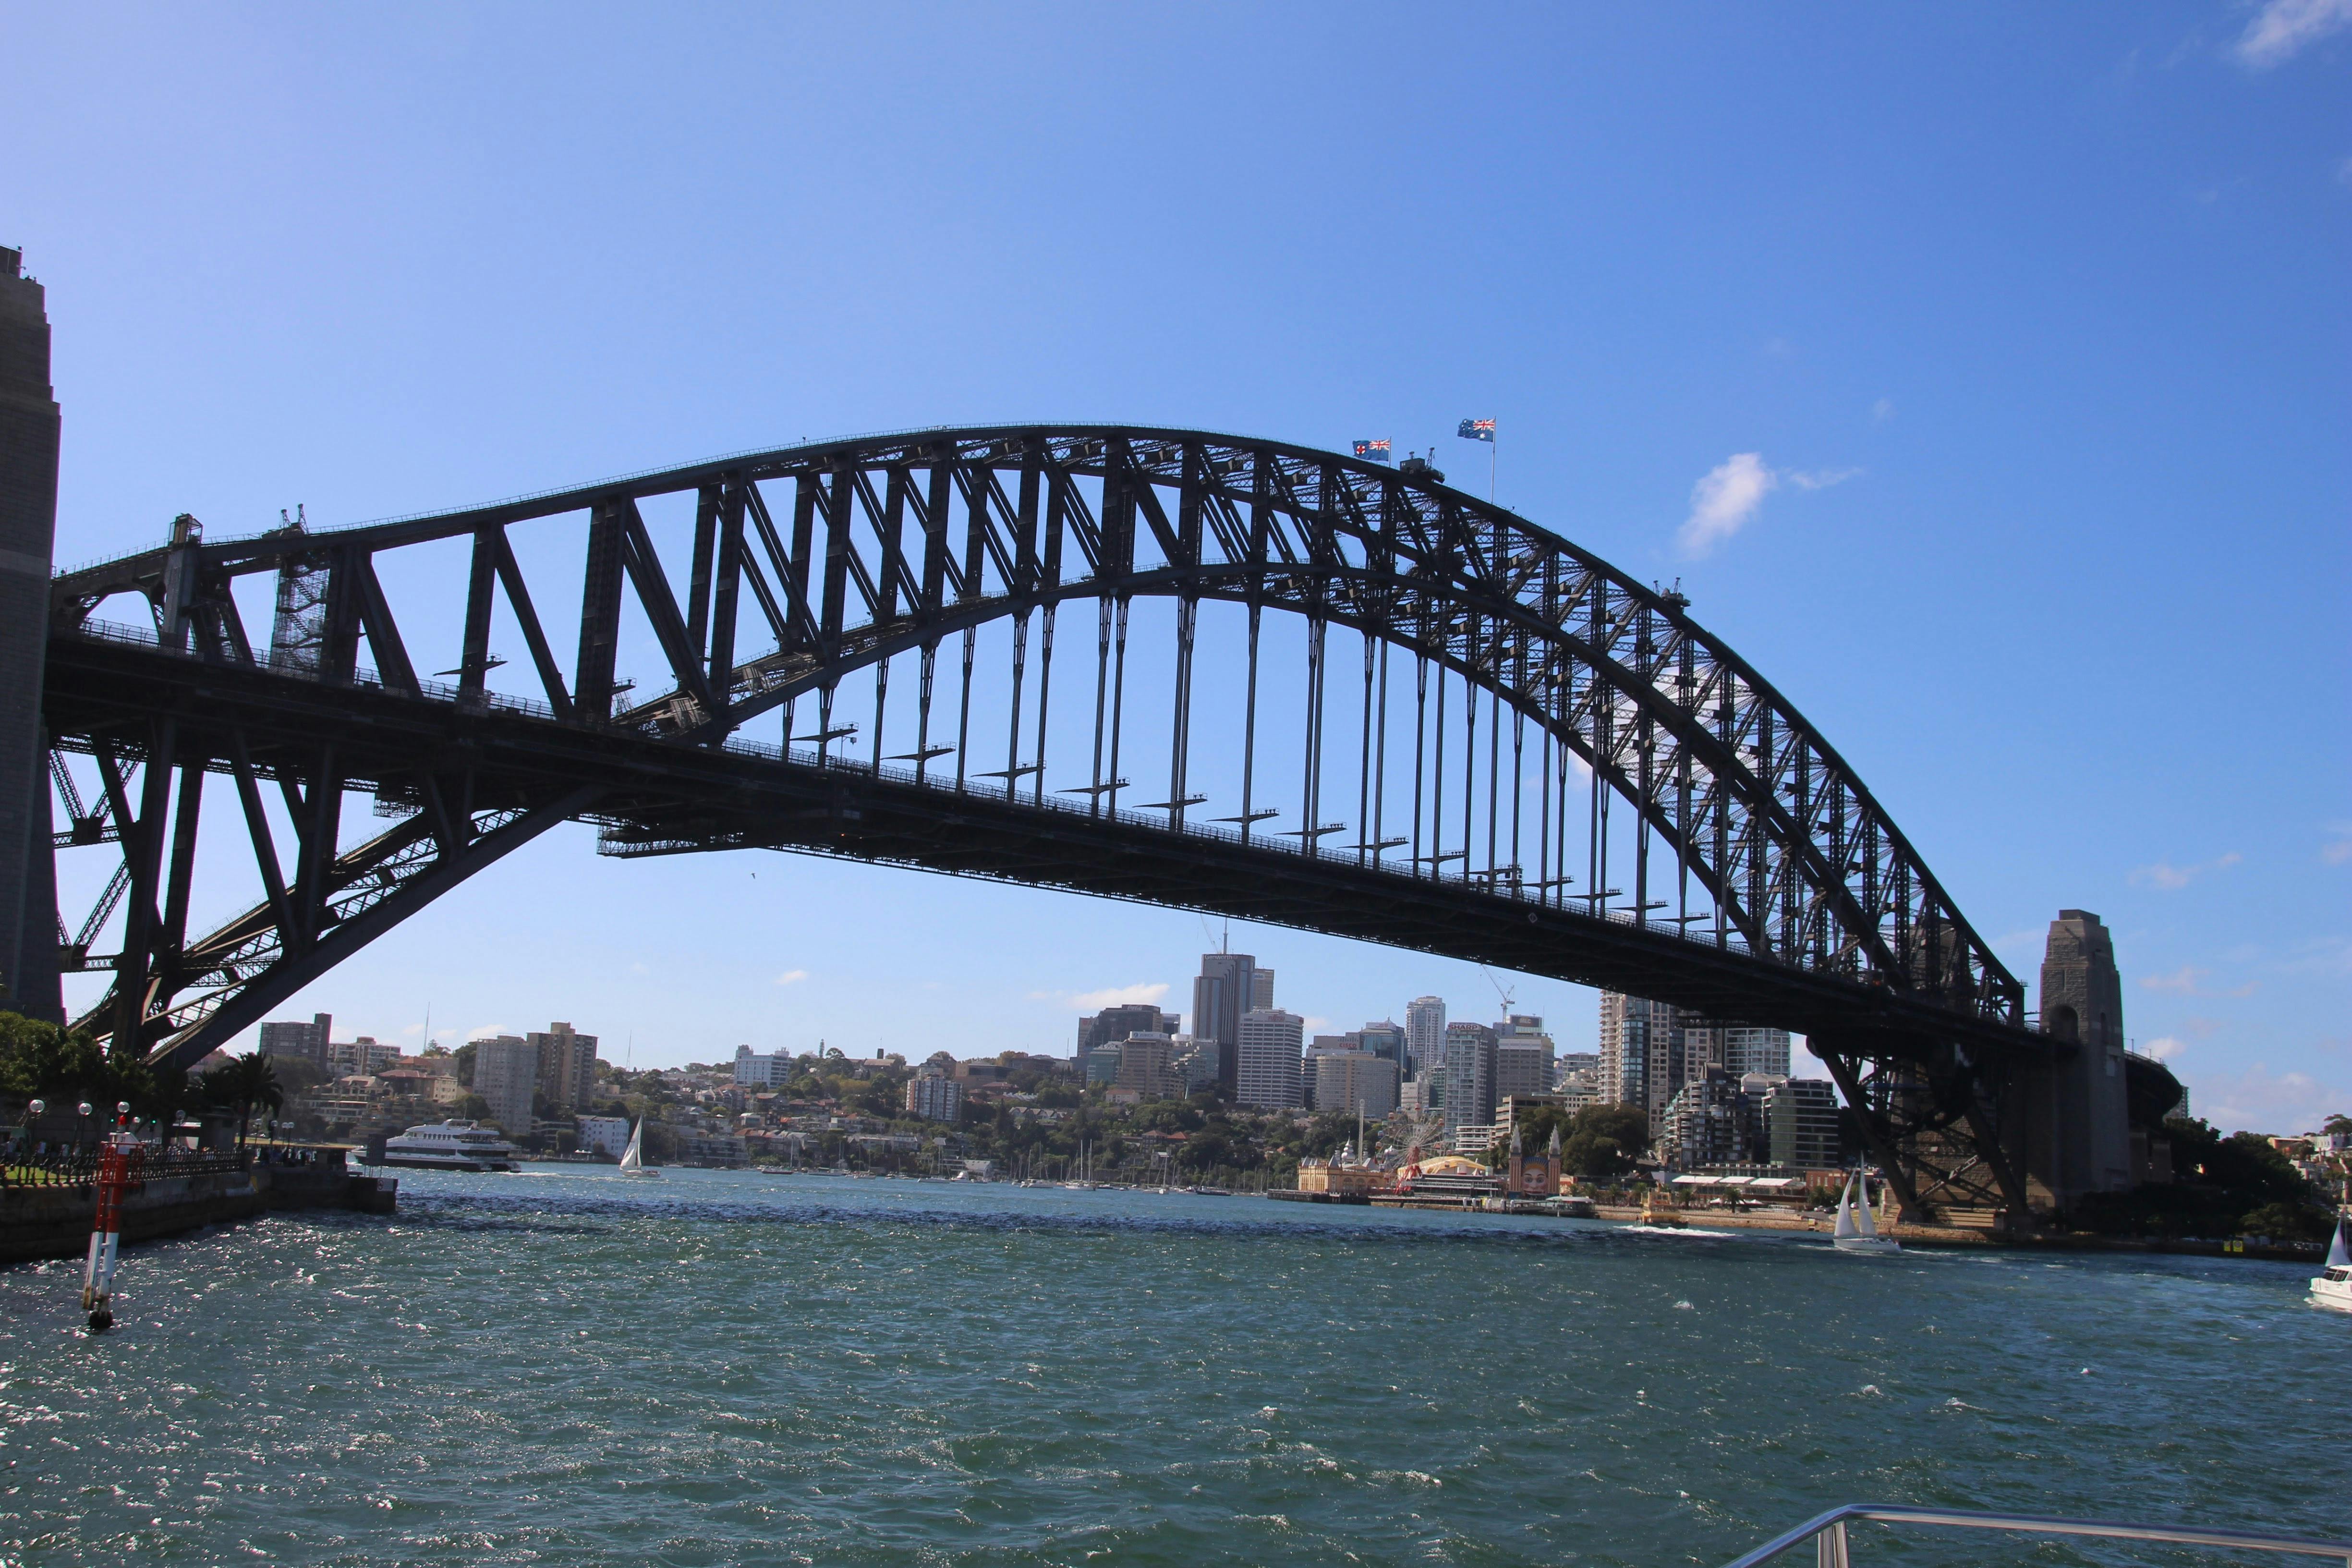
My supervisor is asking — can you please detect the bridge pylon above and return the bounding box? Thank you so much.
[0,246,61,1025]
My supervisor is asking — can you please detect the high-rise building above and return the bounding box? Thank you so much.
[1656,1068,1760,1170]
[326,1036,401,1076]
[1357,1021,1408,1071]
[1251,969,1275,1010]
[1172,1036,1220,1093]
[733,1045,793,1088]
[259,1013,332,1066]
[575,1115,631,1158]
[1085,1045,1124,1086]
[1193,952,1258,1095]
[1440,1021,1497,1135]
[472,1035,537,1135]
[1682,1021,1791,1081]
[1766,1078,1841,1169]
[1235,1008,1304,1110]
[1076,1004,1181,1061]
[1600,991,1708,1134]
[1313,1051,1399,1119]
[1405,996,1446,1075]
[905,1070,964,1123]
[1494,1017,1553,1102]
[530,1022,601,1112]
[1115,1033,1184,1100]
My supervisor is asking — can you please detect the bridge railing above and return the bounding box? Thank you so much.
[60,616,1791,956]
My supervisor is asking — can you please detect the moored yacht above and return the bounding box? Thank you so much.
[380,1120,520,1172]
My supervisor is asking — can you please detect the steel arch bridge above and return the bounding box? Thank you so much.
[39,425,2130,1217]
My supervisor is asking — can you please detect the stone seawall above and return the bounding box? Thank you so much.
[0,1162,397,1266]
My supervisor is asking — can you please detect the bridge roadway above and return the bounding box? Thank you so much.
[48,621,2049,1070]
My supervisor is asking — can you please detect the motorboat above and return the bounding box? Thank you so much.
[2312,1216,2351,1312]
[1832,1169,1902,1253]
[616,1118,660,1177]
[379,1120,519,1172]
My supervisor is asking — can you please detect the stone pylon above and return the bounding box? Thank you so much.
[0,247,61,1022]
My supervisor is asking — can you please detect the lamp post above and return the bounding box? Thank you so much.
[77,1101,94,1155]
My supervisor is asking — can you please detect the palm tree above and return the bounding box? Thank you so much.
[225,1052,282,1149]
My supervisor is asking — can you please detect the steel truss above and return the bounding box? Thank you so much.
[47,427,2067,1209]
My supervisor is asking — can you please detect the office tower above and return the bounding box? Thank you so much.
[1251,969,1275,1010]
[531,1022,601,1112]
[1357,1021,1408,1070]
[1312,1051,1399,1119]
[1554,1050,1600,1088]
[1440,1021,1497,1135]
[473,1035,537,1134]
[1405,996,1446,1074]
[1076,1003,1182,1060]
[1766,1078,1841,1169]
[1115,1033,1184,1100]
[259,1013,332,1066]
[1085,1045,1123,1086]
[1173,1036,1220,1093]
[1234,1008,1304,1110]
[1494,1017,1553,1102]
[1193,952,1258,1095]
[0,247,61,1023]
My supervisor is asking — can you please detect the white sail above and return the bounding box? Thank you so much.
[2329,1218,2350,1271]
[1854,1172,1882,1239]
[618,1118,643,1173]
[1833,1173,1860,1240]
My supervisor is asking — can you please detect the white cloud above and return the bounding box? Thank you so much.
[2321,825,2352,865]
[1055,982,1171,1012]
[2145,1036,2187,1062]
[2129,851,2242,890]
[1871,397,1896,423]
[1675,453,1860,558]
[1677,453,1775,557]
[2140,965,2207,995]
[775,969,809,986]
[2235,0,2352,65]
[2188,1061,2350,1135]
[1785,467,1863,491]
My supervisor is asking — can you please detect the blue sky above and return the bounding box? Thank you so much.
[8,3,2346,1130]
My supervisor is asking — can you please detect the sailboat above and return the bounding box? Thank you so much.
[617,1118,660,1178]
[2311,1214,2351,1312]
[1832,1168,1901,1253]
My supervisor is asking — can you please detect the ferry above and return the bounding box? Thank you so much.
[378,1120,520,1172]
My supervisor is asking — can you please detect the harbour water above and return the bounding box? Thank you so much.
[1,1169,2341,1566]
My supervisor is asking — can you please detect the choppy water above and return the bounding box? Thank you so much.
[0,1168,2343,1567]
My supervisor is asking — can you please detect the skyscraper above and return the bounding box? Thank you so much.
[1357,1021,1408,1071]
[1404,996,1446,1075]
[1312,1051,1399,1119]
[1251,969,1275,1010]
[1076,1003,1181,1061]
[1494,1015,1554,1102]
[1193,951,1258,1096]
[1440,1021,1497,1135]
[1599,991,1684,1124]
[1235,1008,1304,1110]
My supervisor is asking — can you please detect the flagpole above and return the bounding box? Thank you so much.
[1490,434,1496,505]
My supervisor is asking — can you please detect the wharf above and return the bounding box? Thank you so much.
[0,1147,396,1266]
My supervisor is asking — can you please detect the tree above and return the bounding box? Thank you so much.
[202,1052,283,1148]
[1561,1104,1650,1180]
[0,1009,169,1123]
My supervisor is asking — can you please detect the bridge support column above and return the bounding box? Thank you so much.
[0,247,61,1023]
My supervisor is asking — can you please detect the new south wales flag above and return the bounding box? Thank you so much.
[1353,438,1392,463]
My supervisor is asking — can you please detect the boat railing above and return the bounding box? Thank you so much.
[1720,1505,2352,1568]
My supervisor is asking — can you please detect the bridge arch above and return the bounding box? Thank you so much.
[42,424,2066,1215]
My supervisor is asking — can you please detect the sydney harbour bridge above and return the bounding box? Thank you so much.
[0,257,2174,1224]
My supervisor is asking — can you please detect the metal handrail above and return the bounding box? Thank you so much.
[1721,1505,2352,1568]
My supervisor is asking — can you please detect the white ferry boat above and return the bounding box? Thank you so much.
[379,1120,520,1172]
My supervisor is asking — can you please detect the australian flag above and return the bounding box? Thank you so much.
[1353,438,1392,463]
[1457,418,1495,442]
